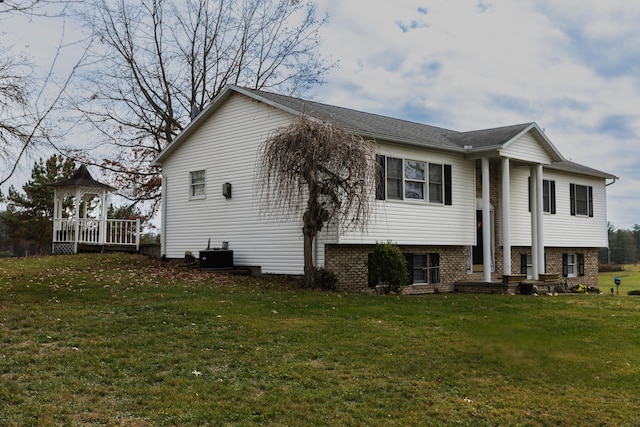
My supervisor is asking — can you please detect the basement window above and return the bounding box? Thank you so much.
[406,253,440,284]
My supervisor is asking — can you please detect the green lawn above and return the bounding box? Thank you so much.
[1,254,639,426]
[599,263,640,295]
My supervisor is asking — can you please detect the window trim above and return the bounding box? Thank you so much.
[189,170,206,200]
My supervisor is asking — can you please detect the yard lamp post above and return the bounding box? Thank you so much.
[614,276,621,295]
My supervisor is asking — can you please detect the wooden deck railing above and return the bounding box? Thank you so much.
[53,218,140,250]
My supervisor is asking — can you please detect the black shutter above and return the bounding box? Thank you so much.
[550,181,556,214]
[578,253,585,276]
[528,177,531,212]
[569,184,576,216]
[562,253,568,277]
[444,164,452,205]
[588,186,594,217]
[520,254,527,275]
[375,155,386,200]
[404,253,414,285]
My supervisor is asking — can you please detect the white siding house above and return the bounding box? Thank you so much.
[152,85,617,293]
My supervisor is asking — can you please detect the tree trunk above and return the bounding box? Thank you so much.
[303,230,315,288]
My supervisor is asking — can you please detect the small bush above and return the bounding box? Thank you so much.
[628,290,640,296]
[368,241,408,294]
[570,284,600,294]
[314,268,338,291]
[599,264,625,272]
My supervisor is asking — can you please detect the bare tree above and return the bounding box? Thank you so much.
[0,48,32,162]
[0,0,72,14]
[71,0,333,215]
[0,1,88,186]
[259,115,377,288]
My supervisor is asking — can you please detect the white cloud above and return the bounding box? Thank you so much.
[2,0,639,228]
[313,0,640,228]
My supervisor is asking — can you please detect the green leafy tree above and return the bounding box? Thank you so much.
[107,203,142,221]
[0,154,76,254]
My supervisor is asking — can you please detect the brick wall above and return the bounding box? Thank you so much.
[325,244,469,293]
[512,246,600,289]
[325,243,600,293]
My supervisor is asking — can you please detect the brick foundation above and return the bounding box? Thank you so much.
[512,246,600,290]
[325,244,600,293]
[325,244,468,293]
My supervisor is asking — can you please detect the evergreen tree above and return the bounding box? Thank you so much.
[0,155,76,254]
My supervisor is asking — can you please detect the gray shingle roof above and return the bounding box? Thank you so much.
[153,85,617,180]
[50,165,115,191]
[237,86,616,179]
[239,88,550,152]
[239,87,464,151]
[545,160,618,180]
[445,122,534,149]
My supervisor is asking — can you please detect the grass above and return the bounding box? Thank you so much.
[599,263,640,295]
[1,254,640,426]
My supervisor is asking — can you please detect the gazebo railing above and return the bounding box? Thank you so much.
[53,218,141,250]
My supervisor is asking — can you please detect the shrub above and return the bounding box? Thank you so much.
[570,284,600,294]
[368,241,408,294]
[599,264,625,272]
[314,268,338,291]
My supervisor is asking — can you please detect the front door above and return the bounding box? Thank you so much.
[472,210,484,271]
[471,209,494,273]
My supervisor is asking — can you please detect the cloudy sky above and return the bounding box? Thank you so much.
[3,0,639,229]
[311,0,639,229]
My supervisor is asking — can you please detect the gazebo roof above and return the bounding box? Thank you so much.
[50,165,115,191]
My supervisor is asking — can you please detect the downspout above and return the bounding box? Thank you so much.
[161,174,167,258]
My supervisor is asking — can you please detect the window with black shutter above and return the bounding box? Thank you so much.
[376,155,452,205]
[562,253,583,277]
[529,177,556,214]
[570,184,593,217]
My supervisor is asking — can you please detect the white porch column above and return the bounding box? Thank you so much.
[536,163,545,275]
[73,187,81,253]
[530,166,539,280]
[501,158,511,275]
[481,158,492,282]
[100,189,108,245]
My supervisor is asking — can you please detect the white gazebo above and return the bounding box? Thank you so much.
[51,165,140,254]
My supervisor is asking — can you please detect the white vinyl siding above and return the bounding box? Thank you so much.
[161,94,309,274]
[339,144,475,246]
[509,167,609,248]
[501,132,554,164]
